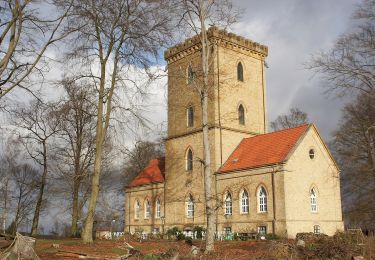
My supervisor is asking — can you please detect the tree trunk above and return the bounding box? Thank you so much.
[70,179,80,237]
[31,141,48,237]
[199,5,215,252]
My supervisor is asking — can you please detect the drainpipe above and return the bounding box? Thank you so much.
[271,168,276,235]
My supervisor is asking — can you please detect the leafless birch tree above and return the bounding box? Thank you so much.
[176,0,240,252]
[55,0,173,243]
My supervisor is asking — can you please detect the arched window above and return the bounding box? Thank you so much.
[144,199,151,219]
[134,200,140,219]
[186,148,193,171]
[240,190,249,214]
[186,195,194,218]
[238,104,245,125]
[225,192,232,215]
[155,199,161,218]
[258,187,267,213]
[237,62,244,81]
[310,188,317,212]
[187,106,194,127]
[187,64,194,84]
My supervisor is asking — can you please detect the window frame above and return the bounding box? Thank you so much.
[144,199,151,219]
[310,188,318,213]
[238,104,245,125]
[237,62,244,82]
[186,195,194,218]
[313,224,321,234]
[225,192,232,215]
[258,186,268,213]
[240,189,249,214]
[134,200,140,220]
[155,199,161,219]
[187,106,194,127]
[186,148,193,171]
[187,64,194,84]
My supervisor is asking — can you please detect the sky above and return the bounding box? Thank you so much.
[230,0,361,139]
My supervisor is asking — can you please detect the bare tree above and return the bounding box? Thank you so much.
[53,80,96,237]
[176,0,240,253]
[11,100,61,236]
[55,0,173,243]
[270,107,309,131]
[0,0,73,99]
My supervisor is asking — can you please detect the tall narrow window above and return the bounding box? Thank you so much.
[313,225,320,234]
[144,199,151,219]
[135,200,140,219]
[225,192,232,215]
[311,188,317,212]
[187,106,194,127]
[156,199,161,218]
[238,104,245,125]
[240,190,249,214]
[186,148,193,171]
[187,195,194,218]
[187,64,194,84]
[258,187,267,213]
[237,62,244,81]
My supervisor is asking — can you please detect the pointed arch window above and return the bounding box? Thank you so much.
[187,64,194,84]
[186,148,193,171]
[135,200,140,219]
[144,199,151,219]
[186,195,194,218]
[240,190,249,214]
[155,199,161,218]
[310,188,317,212]
[238,104,245,125]
[237,62,244,81]
[225,192,232,215]
[187,106,194,127]
[258,187,267,213]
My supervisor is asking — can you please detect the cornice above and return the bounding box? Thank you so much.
[164,26,268,64]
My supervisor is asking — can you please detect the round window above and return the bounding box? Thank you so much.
[309,149,315,159]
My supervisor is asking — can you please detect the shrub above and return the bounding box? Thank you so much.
[266,233,279,240]
[144,254,158,260]
[166,227,180,237]
[176,232,185,241]
[193,226,205,239]
[185,236,193,246]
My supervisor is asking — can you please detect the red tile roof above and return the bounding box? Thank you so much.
[218,124,310,173]
[129,158,165,187]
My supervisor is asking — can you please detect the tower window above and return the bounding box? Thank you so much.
[237,62,244,81]
[258,186,267,213]
[225,192,232,215]
[187,106,194,127]
[187,64,194,84]
[186,195,194,218]
[238,104,245,125]
[314,225,321,234]
[310,188,317,212]
[186,148,193,171]
[309,149,315,159]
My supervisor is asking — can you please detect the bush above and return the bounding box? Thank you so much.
[266,233,279,240]
[176,232,185,241]
[144,254,158,260]
[185,236,193,246]
[193,226,205,239]
[166,227,180,237]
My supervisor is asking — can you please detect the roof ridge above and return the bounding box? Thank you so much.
[243,123,310,140]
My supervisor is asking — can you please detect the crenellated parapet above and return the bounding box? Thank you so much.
[164,26,268,64]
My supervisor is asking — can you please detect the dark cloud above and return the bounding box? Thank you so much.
[232,0,360,140]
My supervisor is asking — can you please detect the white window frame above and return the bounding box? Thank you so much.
[310,188,318,212]
[225,192,232,215]
[240,190,249,214]
[134,200,140,220]
[144,200,151,219]
[186,196,194,218]
[155,199,161,219]
[313,224,320,234]
[258,187,267,213]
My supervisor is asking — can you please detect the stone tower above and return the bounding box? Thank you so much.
[163,27,268,230]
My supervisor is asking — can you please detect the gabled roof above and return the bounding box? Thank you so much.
[218,124,310,174]
[129,158,165,187]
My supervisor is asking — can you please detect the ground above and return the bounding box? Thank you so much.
[32,234,375,259]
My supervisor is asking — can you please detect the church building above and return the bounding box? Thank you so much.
[124,27,343,238]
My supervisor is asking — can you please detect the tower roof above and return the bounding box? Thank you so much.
[129,158,165,187]
[164,26,268,63]
[218,124,310,174]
